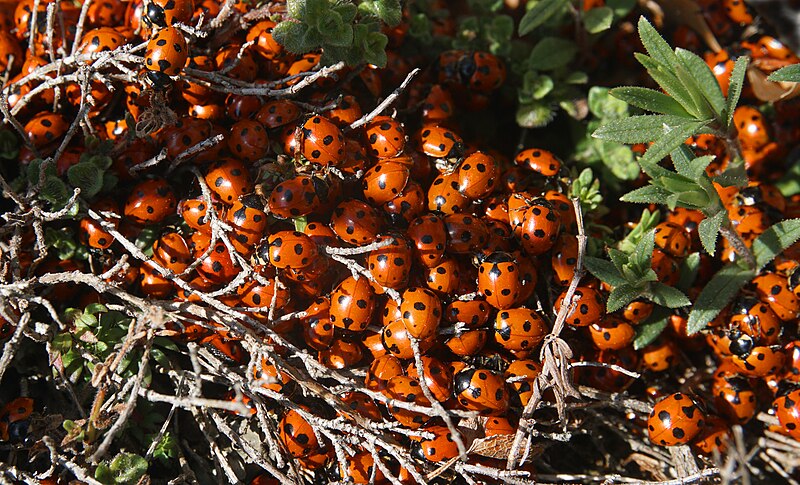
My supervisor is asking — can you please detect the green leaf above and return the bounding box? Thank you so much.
[630,228,656,274]
[598,141,639,180]
[516,101,556,128]
[52,333,72,353]
[637,16,679,69]
[767,63,800,83]
[583,6,613,34]
[676,252,700,292]
[519,0,568,35]
[0,129,20,160]
[636,119,708,168]
[86,154,113,170]
[362,31,388,67]
[714,158,748,187]
[293,216,308,232]
[67,162,103,198]
[607,247,629,273]
[41,176,69,205]
[272,21,316,54]
[633,307,670,350]
[776,157,800,197]
[588,86,629,119]
[687,264,755,334]
[675,48,725,118]
[332,2,357,23]
[698,210,725,256]
[593,114,697,144]
[584,256,626,286]
[675,154,714,181]
[649,282,691,308]
[620,185,673,204]
[752,219,800,270]
[606,0,636,18]
[359,0,402,26]
[725,56,749,130]
[610,86,691,117]
[607,283,643,312]
[317,11,353,47]
[527,37,577,70]
[107,452,149,485]
[636,54,701,118]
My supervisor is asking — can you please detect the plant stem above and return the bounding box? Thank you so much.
[719,224,757,269]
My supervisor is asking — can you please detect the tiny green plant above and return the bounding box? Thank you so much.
[591,16,800,337]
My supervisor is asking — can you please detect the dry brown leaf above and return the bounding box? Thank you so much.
[649,0,722,53]
[747,66,800,102]
[469,434,545,460]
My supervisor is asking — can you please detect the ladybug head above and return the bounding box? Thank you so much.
[453,368,476,394]
[728,331,754,357]
[144,3,167,28]
[776,379,800,398]
[145,71,173,90]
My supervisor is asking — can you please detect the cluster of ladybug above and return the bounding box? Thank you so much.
[5,0,800,482]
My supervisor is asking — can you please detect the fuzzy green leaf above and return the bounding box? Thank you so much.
[714,158,748,188]
[67,162,103,199]
[519,0,568,35]
[516,102,556,128]
[527,37,577,70]
[584,256,626,286]
[633,307,670,350]
[611,86,691,117]
[767,63,800,83]
[725,56,750,130]
[687,264,755,334]
[41,176,69,205]
[675,48,725,118]
[362,31,388,67]
[630,228,655,275]
[583,6,613,34]
[607,248,629,273]
[620,185,673,204]
[588,86,629,119]
[593,114,696,144]
[752,219,800,270]
[649,282,691,308]
[636,119,708,168]
[637,16,678,69]
[272,21,316,54]
[607,283,643,313]
[332,2,357,22]
[698,210,725,256]
[636,54,701,118]
[676,252,701,292]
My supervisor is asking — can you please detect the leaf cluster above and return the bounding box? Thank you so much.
[95,452,149,485]
[272,0,402,67]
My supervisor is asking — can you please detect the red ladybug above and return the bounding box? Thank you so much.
[362,160,410,205]
[774,388,800,440]
[299,115,345,166]
[279,409,320,457]
[419,125,464,159]
[713,374,757,424]
[330,199,383,245]
[255,100,302,129]
[518,198,561,256]
[124,178,177,225]
[428,171,471,214]
[178,198,211,233]
[457,151,499,200]
[204,158,252,204]
[411,426,460,463]
[400,287,442,339]
[588,317,636,351]
[228,119,269,162]
[367,235,413,291]
[268,175,321,219]
[80,198,119,250]
[329,276,376,332]
[407,214,447,267]
[454,367,509,415]
[553,286,605,327]
[246,20,284,60]
[493,308,548,356]
[25,112,68,148]
[226,198,268,255]
[363,115,405,158]
[647,392,706,446]
[144,26,188,85]
[197,241,239,284]
[144,0,194,27]
[478,252,522,310]
[365,354,404,394]
[514,148,562,177]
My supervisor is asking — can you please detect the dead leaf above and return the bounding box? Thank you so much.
[468,434,545,460]
[747,66,800,102]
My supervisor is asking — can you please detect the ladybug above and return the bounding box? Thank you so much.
[428,171,471,214]
[340,392,381,421]
[225,198,268,255]
[268,175,321,219]
[454,367,510,415]
[444,213,488,254]
[365,354,404,394]
[400,287,442,339]
[445,298,491,327]
[647,392,706,446]
[382,180,427,225]
[261,231,318,270]
[300,297,334,350]
[411,426,460,463]
[730,296,781,345]
[421,84,455,123]
[519,198,561,256]
[653,222,691,258]
[202,335,247,364]
[385,375,431,428]
[622,299,654,325]
[691,415,730,456]
[382,317,433,360]
[80,198,119,250]
[445,329,488,356]
[0,397,33,443]
[754,272,800,321]
[329,276,376,332]
[279,409,320,457]
[588,317,636,351]
[651,249,680,286]
[255,100,302,129]
[178,198,211,233]
[456,151,500,200]
[325,94,362,126]
[252,356,291,392]
[330,199,383,245]
[25,112,68,148]
[406,214,447,268]
[553,286,605,327]
[246,20,284,60]
[124,178,177,225]
[363,115,405,158]
[493,308,548,356]
[319,338,364,369]
[298,115,345,166]
[144,26,188,85]
[419,125,464,159]
[362,160,410,205]
[340,450,384,484]
[505,359,542,407]
[79,27,127,58]
[722,0,752,24]
[478,252,523,310]
[774,388,800,440]
[731,345,785,377]
[204,158,252,204]
[552,234,579,286]
[514,148,562,177]
[424,256,462,295]
[733,106,771,151]
[367,234,413,290]
[197,241,239,284]
[237,273,290,310]
[151,231,191,273]
[712,374,757,424]
[406,355,453,402]
[784,340,800,382]
[485,416,517,436]
[640,338,678,372]
[228,119,270,162]
[461,51,506,92]
[144,0,194,27]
